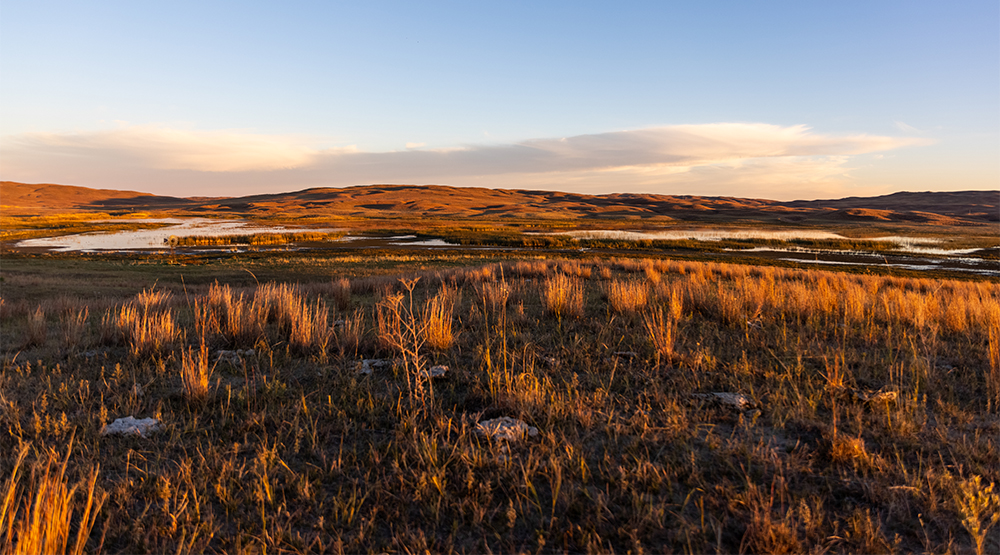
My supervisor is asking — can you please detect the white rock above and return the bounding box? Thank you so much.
[691,392,756,410]
[854,389,898,404]
[420,365,448,379]
[101,416,161,437]
[476,417,539,441]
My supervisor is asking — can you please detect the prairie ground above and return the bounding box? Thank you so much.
[1,250,998,554]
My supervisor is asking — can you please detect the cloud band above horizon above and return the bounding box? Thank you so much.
[0,123,931,200]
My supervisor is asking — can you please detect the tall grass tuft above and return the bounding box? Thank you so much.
[59,308,88,351]
[606,279,649,313]
[115,297,178,358]
[206,283,263,346]
[423,290,455,351]
[986,301,1000,411]
[1,443,106,555]
[331,278,351,311]
[336,309,365,357]
[289,296,333,356]
[477,279,511,315]
[542,273,584,320]
[643,306,678,366]
[181,340,213,402]
[22,307,47,348]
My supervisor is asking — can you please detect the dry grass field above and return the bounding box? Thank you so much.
[1,249,998,554]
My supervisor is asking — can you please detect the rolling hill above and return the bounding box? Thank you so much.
[2,181,997,226]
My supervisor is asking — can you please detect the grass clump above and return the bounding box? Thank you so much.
[606,278,649,313]
[1,443,106,555]
[542,272,584,319]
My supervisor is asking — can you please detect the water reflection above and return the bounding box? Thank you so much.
[17,218,341,252]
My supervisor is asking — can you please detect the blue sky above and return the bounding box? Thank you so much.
[1,1,996,199]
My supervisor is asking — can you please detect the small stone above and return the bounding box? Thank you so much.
[691,392,757,411]
[854,389,898,404]
[476,417,539,442]
[101,416,161,438]
[420,365,448,379]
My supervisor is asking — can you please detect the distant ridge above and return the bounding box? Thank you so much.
[2,181,997,225]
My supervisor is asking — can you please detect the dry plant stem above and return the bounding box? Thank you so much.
[377,278,432,410]
[953,475,1000,555]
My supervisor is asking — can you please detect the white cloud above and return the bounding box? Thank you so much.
[4,126,337,172]
[0,123,933,199]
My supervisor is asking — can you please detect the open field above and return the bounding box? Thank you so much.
[1,247,999,554]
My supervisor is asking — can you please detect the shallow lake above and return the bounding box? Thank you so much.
[13,219,997,276]
[16,218,342,252]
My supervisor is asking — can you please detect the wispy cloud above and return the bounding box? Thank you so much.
[0,123,930,199]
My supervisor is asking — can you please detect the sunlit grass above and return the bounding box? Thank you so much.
[1,252,997,553]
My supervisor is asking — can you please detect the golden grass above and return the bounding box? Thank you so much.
[181,341,213,402]
[289,296,332,355]
[22,307,46,348]
[422,290,455,351]
[336,308,365,357]
[1,443,105,555]
[114,293,178,358]
[58,308,88,351]
[3,253,999,553]
[987,301,1000,411]
[606,279,649,313]
[542,273,584,319]
[643,307,677,366]
[331,277,351,311]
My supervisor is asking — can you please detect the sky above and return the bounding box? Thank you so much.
[1,1,997,201]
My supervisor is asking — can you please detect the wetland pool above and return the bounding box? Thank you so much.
[11,219,998,276]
